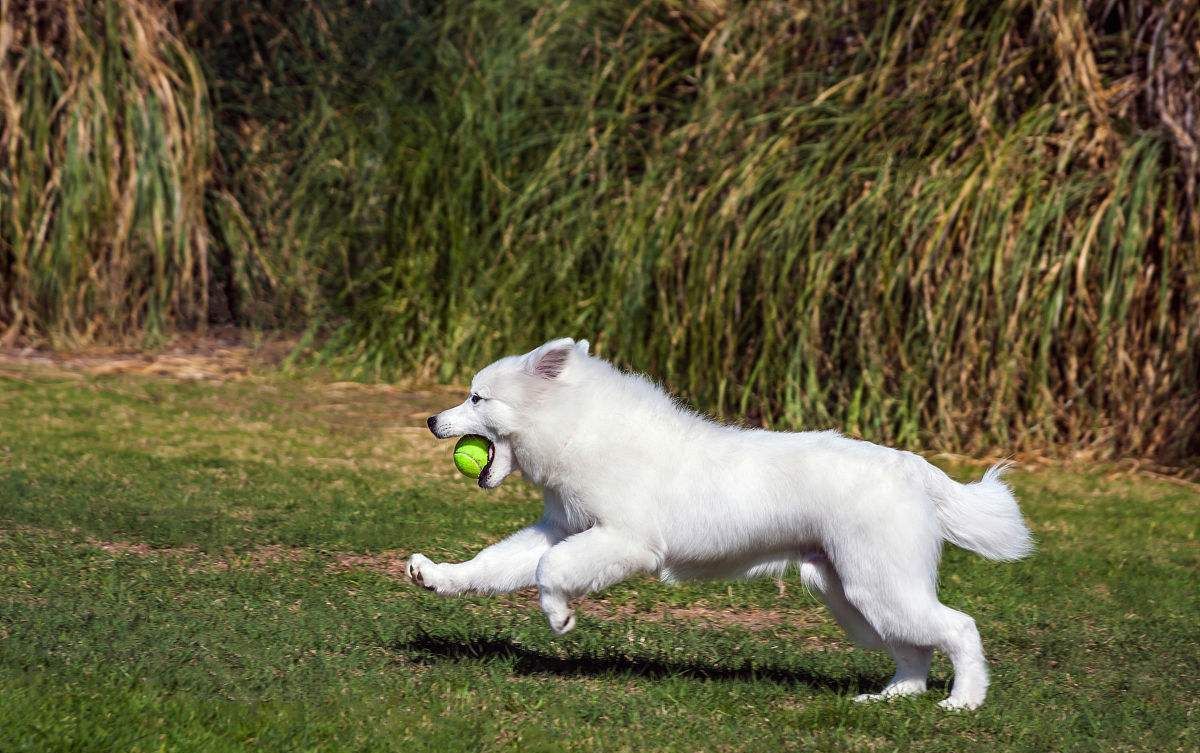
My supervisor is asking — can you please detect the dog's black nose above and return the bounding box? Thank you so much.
[426,416,438,435]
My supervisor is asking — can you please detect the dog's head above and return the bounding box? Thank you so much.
[427,337,589,488]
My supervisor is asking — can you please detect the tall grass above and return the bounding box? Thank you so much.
[2,0,1198,464]
[0,0,211,345]
[251,0,1198,462]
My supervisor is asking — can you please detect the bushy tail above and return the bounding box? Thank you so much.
[919,460,1034,561]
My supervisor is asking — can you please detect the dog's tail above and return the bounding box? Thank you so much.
[917,459,1034,561]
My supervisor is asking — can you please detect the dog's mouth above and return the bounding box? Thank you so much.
[478,441,496,489]
[477,438,516,489]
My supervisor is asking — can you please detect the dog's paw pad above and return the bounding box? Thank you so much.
[406,554,436,590]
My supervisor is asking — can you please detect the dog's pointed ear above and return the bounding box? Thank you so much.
[575,340,589,356]
[526,337,575,380]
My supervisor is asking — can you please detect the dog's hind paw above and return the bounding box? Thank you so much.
[853,693,889,703]
[937,695,983,711]
[854,679,927,703]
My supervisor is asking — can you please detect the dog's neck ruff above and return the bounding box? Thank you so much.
[510,415,587,489]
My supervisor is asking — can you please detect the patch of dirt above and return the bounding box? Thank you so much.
[80,536,403,584]
[87,538,198,558]
[330,550,411,578]
[477,589,817,632]
[576,601,819,631]
[210,544,309,571]
[0,330,293,382]
[83,538,305,573]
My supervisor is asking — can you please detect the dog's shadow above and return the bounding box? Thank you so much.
[394,632,903,695]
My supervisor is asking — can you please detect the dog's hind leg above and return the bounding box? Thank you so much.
[927,606,988,709]
[828,550,989,709]
[861,596,986,710]
[799,552,884,649]
[535,527,659,635]
[800,553,934,701]
[854,643,934,701]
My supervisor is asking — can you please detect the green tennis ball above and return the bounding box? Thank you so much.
[453,435,491,479]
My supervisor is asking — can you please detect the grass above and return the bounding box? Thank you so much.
[242,0,1199,463]
[4,1,1198,464]
[0,360,1196,752]
[0,0,211,344]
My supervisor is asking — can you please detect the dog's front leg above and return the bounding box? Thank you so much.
[407,519,564,596]
[535,527,659,635]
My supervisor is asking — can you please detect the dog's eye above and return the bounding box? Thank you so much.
[470,393,482,404]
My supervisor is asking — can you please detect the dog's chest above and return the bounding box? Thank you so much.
[543,486,597,533]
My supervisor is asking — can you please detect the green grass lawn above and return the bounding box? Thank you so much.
[0,361,1196,752]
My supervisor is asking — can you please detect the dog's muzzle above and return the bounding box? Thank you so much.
[427,415,448,438]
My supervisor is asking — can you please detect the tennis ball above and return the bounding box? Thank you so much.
[453,435,491,479]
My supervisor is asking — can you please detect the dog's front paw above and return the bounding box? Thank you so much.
[547,609,576,636]
[406,553,458,595]
[539,594,576,635]
[405,553,435,589]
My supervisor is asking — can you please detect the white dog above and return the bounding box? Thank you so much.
[410,338,1033,709]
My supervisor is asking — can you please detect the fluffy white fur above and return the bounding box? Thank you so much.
[410,337,1033,709]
